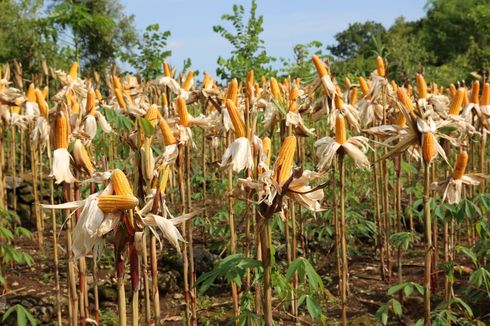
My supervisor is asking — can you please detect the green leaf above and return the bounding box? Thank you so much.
[306,295,322,320]
[138,117,155,137]
[391,299,402,316]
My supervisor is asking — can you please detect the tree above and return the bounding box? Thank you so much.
[123,24,171,80]
[280,41,327,82]
[327,21,387,60]
[385,17,433,82]
[213,0,275,81]
[49,0,138,74]
[0,0,59,76]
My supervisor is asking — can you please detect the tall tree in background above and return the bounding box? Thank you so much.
[0,0,58,76]
[213,0,275,81]
[49,0,138,74]
[123,24,172,80]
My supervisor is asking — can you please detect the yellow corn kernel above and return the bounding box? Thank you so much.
[35,88,48,117]
[395,110,406,127]
[176,96,189,127]
[86,88,96,116]
[481,83,490,106]
[391,80,398,92]
[274,135,297,185]
[113,75,122,91]
[359,76,370,99]
[74,140,95,175]
[335,92,344,109]
[431,82,438,95]
[182,71,193,91]
[159,118,177,145]
[247,70,254,85]
[344,77,351,89]
[416,73,428,99]
[462,87,469,107]
[407,84,413,97]
[162,93,168,108]
[350,86,358,105]
[226,79,238,105]
[448,88,465,115]
[226,99,246,138]
[448,83,456,98]
[262,137,272,170]
[27,83,36,102]
[69,62,78,80]
[270,77,282,101]
[159,165,171,194]
[312,55,327,77]
[397,88,415,113]
[55,111,69,149]
[95,89,103,102]
[376,56,385,77]
[145,105,160,127]
[12,106,20,114]
[335,115,347,144]
[98,195,139,213]
[115,88,127,111]
[422,132,436,163]
[452,151,468,180]
[202,72,211,90]
[163,61,171,77]
[470,81,480,104]
[112,169,133,196]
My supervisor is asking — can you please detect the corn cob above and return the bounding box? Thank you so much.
[448,83,456,98]
[448,88,464,115]
[359,76,370,99]
[416,73,428,99]
[74,140,95,175]
[270,77,282,101]
[98,195,139,213]
[335,93,344,109]
[274,135,297,185]
[470,81,480,104]
[391,80,398,92]
[226,79,238,105]
[176,96,189,127]
[27,83,36,102]
[452,151,468,180]
[350,86,358,105]
[159,118,177,145]
[159,164,171,193]
[202,72,210,90]
[112,169,133,196]
[55,111,69,149]
[376,56,385,77]
[86,88,96,116]
[396,88,415,113]
[113,75,122,91]
[407,84,413,97]
[225,99,246,138]
[262,137,272,170]
[247,70,254,85]
[163,61,172,77]
[289,102,299,113]
[422,132,436,163]
[162,93,168,108]
[481,83,490,105]
[42,86,49,100]
[431,82,438,95]
[95,89,103,102]
[462,87,469,107]
[69,62,78,80]
[115,88,127,111]
[182,71,193,91]
[336,115,347,145]
[344,77,351,89]
[395,110,406,127]
[290,87,299,103]
[312,55,327,77]
[145,105,160,127]
[12,106,20,114]
[35,88,48,117]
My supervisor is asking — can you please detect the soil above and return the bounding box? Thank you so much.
[1,226,485,326]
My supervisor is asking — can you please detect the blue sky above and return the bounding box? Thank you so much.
[121,0,427,76]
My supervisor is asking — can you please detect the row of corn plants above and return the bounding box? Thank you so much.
[0,55,489,325]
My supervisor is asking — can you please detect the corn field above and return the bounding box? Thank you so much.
[0,55,489,326]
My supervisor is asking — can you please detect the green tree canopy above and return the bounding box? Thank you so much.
[213,0,275,81]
